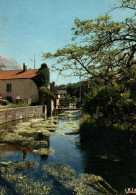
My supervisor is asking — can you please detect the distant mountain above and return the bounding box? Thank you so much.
[0,56,21,70]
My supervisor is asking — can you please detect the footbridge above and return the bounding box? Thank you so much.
[53,107,83,115]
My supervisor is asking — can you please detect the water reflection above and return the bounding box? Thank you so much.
[23,151,27,160]
[0,112,135,194]
[0,112,82,168]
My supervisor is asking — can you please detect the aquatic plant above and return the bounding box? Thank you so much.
[0,112,119,194]
[0,117,58,156]
[42,162,117,194]
[33,147,54,155]
[0,160,52,195]
[0,160,117,194]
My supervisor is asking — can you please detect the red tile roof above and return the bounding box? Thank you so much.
[0,69,39,80]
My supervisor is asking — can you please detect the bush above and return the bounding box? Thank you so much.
[83,83,136,130]
[39,86,55,104]
[33,63,50,88]
[7,102,29,108]
[1,100,9,105]
[79,114,98,142]
[79,114,132,156]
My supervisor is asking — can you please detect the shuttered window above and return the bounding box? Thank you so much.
[6,84,12,92]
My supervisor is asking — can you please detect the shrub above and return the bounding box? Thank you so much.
[83,83,136,130]
[1,100,8,105]
[39,86,55,105]
[79,114,132,155]
[33,63,50,88]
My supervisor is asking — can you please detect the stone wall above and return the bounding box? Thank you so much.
[0,105,46,124]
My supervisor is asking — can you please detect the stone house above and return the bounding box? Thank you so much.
[0,63,39,104]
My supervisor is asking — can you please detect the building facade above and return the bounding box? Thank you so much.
[0,63,39,104]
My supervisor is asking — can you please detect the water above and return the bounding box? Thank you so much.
[0,111,136,194]
[0,112,83,170]
[46,115,83,172]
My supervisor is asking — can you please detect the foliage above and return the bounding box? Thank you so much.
[33,63,50,88]
[58,81,88,100]
[43,0,136,134]
[1,100,9,105]
[39,87,55,99]
[0,102,31,109]
[9,102,29,107]
[112,0,136,10]
[42,0,136,84]
[83,69,136,132]
[79,113,133,153]
[39,86,55,105]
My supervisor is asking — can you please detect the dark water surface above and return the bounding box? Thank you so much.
[0,111,136,194]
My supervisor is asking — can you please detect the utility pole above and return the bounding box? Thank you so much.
[34,55,36,69]
[79,72,82,102]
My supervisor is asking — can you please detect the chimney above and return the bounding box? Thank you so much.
[23,63,27,72]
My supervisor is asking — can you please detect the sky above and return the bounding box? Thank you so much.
[0,0,133,85]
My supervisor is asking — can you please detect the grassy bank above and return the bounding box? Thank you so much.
[0,102,30,109]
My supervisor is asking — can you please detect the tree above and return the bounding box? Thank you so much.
[58,81,89,100]
[113,0,136,10]
[33,63,50,88]
[42,0,136,84]
[42,0,136,133]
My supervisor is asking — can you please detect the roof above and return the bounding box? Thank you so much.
[0,56,21,70]
[0,69,39,80]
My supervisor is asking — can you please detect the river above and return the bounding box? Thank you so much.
[0,111,136,194]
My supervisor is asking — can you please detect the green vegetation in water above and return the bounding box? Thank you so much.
[60,127,79,136]
[33,147,54,155]
[59,113,80,118]
[42,162,117,194]
[0,117,58,155]
[0,160,52,195]
[0,160,117,194]
[58,119,80,135]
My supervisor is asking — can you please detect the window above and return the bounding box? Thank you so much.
[6,83,12,92]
